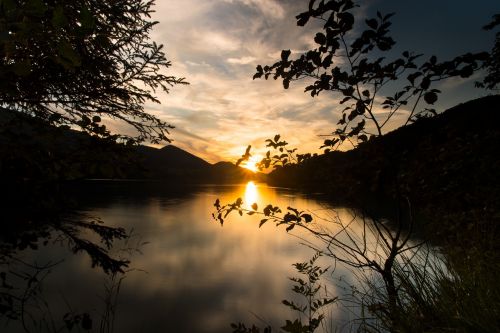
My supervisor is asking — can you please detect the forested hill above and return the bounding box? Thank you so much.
[268,95,500,217]
[136,145,259,182]
[0,110,258,184]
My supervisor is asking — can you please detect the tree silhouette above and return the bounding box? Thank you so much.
[254,0,488,149]
[480,14,500,90]
[0,0,186,144]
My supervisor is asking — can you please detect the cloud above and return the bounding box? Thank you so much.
[133,1,491,164]
[227,56,257,64]
[146,1,378,162]
[225,0,286,19]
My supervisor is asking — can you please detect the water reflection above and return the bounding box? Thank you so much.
[0,210,130,333]
[244,181,258,208]
[0,181,424,332]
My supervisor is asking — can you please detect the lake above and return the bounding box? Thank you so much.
[1,181,405,333]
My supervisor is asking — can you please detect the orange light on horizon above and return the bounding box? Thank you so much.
[241,155,262,173]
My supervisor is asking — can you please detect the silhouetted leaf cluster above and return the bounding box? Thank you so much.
[63,312,92,331]
[231,253,336,333]
[0,0,187,143]
[478,13,500,90]
[214,197,314,233]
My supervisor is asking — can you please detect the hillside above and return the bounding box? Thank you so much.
[0,110,257,184]
[268,95,500,242]
[135,145,260,183]
[270,96,499,198]
[136,145,211,180]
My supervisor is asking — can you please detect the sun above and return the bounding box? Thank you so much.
[242,155,261,173]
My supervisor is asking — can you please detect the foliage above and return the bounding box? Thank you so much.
[214,194,451,331]
[281,253,337,333]
[0,108,144,185]
[479,13,500,90]
[230,253,336,333]
[0,206,140,332]
[235,135,314,174]
[215,178,500,332]
[253,0,489,148]
[0,0,186,143]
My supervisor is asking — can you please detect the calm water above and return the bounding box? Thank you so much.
[1,181,396,332]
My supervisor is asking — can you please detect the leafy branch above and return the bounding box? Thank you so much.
[236,135,315,173]
[253,0,489,148]
[230,253,337,333]
[0,0,187,144]
[214,194,428,331]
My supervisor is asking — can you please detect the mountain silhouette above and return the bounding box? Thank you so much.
[0,110,259,183]
[136,145,260,183]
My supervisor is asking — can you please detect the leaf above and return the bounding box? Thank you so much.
[365,18,378,30]
[302,214,313,223]
[259,219,268,228]
[420,76,431,90]
[296,12,310,26]
[263,205,272,216]
[460,65,474,78]
[322,54,333,68]
[314,32,326,45]
[253,72,263,80]
[281,49,291,61]
[338,12,354,30]
[384,12,396,21]
[339,97,351,104]
[424,91,438,104]
[286,224,295,232]
[281,319,305,333]
[253,65,263,79]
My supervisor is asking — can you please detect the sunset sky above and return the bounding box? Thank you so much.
[139,0,499,164]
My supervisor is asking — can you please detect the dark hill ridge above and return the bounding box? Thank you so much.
[136,144,211,178]
[0,109,259,183]
[270,95,500,198]
[135,145,260,182]
[268,95,500,237]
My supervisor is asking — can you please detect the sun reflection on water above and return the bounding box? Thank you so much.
[244,181,258,208]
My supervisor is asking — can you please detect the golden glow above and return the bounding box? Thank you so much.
[244,181,258,208]
[241,155,262,173]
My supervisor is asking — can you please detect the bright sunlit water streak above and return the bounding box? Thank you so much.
[244,181,258,208]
